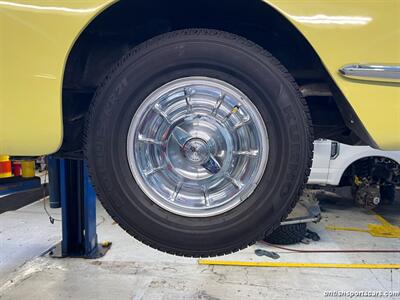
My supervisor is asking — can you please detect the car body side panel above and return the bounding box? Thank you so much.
[266,0,400,150]
[308,140,332,185]
[0,0,399,155]
[0,0,115,155]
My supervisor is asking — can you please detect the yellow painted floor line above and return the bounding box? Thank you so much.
[325,226,369,233]
[198,260,400,269]
[326,213,400,238]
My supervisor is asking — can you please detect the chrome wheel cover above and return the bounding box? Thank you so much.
[127,77,269,217]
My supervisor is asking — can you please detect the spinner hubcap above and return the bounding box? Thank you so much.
[127,77,269,217]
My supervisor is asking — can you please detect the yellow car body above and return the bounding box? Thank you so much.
[0,0,399,155]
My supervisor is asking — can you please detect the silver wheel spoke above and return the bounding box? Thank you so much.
[202,186,210,207]
[154,104,171,124]
[233,150,259,157]
[234,116,251,129]
[184,88,193,113]
[138,135,164,145]
[225,175,244,189]
[170,181,183,202]
[211,93,225,116]
[144,165,165,177]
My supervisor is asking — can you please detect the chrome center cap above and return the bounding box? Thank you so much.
[182,138,210,164]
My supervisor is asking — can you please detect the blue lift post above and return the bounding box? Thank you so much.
[47,158,61,209]
[49,158,111,258]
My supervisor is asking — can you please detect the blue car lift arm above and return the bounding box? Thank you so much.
[49,158,110,258]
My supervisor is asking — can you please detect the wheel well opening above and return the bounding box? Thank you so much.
[339,156,400,186]
[60,0,353,155]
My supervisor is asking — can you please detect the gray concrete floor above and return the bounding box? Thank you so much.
[0,196,399,299]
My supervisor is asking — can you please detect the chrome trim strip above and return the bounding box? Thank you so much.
[339,64,400,83]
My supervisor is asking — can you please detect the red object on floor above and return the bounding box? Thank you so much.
[0,161,12,178]
[13,161,22,176]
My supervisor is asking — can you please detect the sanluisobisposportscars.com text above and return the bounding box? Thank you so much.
[324,290,400,298]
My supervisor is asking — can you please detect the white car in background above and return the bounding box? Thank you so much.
[308,140,400,208]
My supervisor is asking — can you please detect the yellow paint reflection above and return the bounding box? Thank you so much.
[292,14,372,25]
[0,1,98,13]
[35,74,57,80]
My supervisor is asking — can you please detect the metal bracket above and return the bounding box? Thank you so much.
[280,189,322,226]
